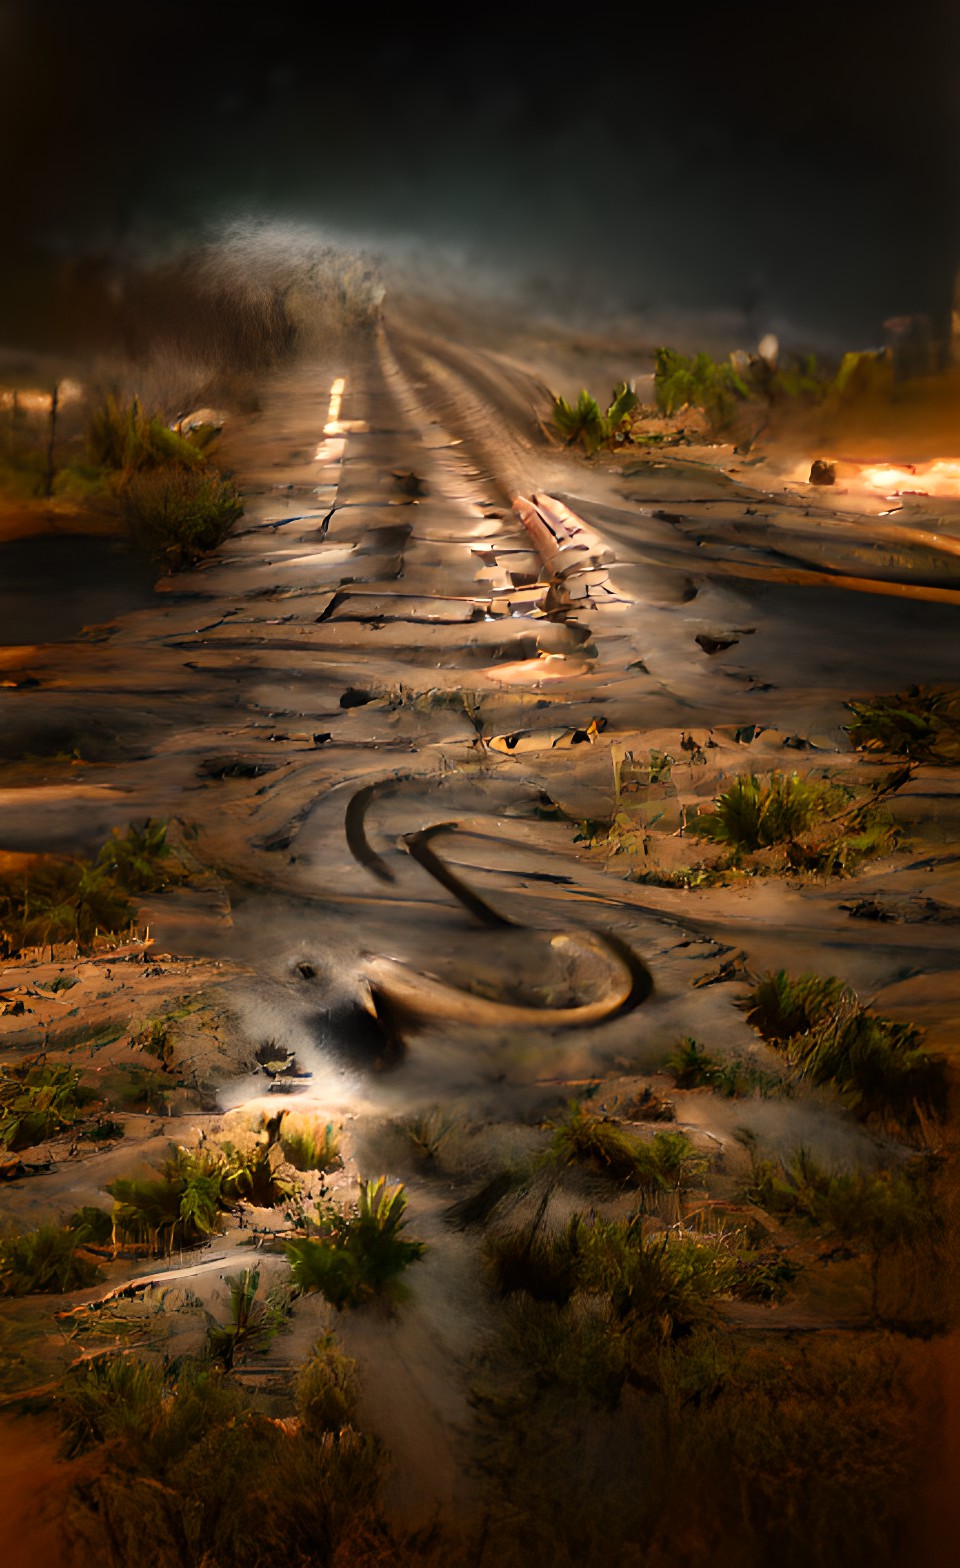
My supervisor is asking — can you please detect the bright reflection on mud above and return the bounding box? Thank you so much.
[856,458,960,497]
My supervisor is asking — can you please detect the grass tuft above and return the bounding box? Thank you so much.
[0,1220,102,1296]
[745,970,946,1127]
[279,1114,341,1173]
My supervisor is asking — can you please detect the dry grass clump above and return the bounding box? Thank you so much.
[745,970,947,1128]
[279,1114,341,1173]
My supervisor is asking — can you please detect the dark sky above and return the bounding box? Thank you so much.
[2,0,959,339]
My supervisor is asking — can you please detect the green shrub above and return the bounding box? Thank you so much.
[96,819,178,894]
[108,1141,292,1254]
[745,970,852,1042]
[68,1206,114,1245]
[60,1353,166,1458]
[655,347,756,429]
[402,1104,459,1166]
[295,1334,360,1434]
[279,1115,341,1173]
[120,465,242,570]
[218,1141,296,1207]
[692,773,839,852]
[665,1039,783,1099]
[748,1150,940,1315]
[285,1178,426,1309]
[62,1353,386,1567]
[0,1059,91,1150]
[0,1220,102,1296]
[0,818,179,956]
[495,1295,630,1406]
[653,344,875,439]
[691,772,901,874]
[550,383,639,453]
[846,686,960,764]
[0,858,133,953]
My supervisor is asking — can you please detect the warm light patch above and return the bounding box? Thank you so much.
[852,459,960,498]
[321,376,346,438]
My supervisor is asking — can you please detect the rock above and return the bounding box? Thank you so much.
[809,459,836,486]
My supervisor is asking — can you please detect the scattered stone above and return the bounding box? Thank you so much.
[809,459,836,486]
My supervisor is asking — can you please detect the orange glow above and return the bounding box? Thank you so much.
[853,459,960,497]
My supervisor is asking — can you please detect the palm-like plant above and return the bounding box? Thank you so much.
[551,382,639,454]
[285,1177,426,1308]
[203,1268,292,1370]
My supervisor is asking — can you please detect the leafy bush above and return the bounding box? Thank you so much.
[0,1059,91,1150]
[550,383,639,454]
[0,1220,102,1296]
[745,970,946,1126]
[295,1335,360,1434]
[279,1115,341,1173]
[108,1141,293,1254]
[847,686,960,764]
[120,465,243,570]
[285,1178,426,1309]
